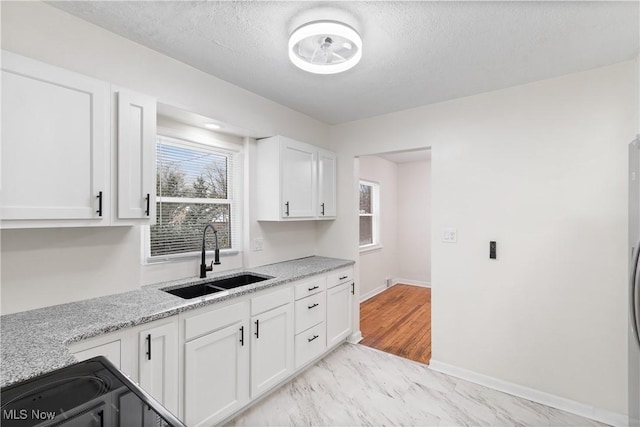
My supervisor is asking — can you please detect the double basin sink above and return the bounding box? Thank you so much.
[163,274,272,299]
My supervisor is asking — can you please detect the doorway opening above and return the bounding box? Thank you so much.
[356,148,432,365]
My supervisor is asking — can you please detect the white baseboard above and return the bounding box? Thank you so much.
[360,280,431,302]
[360,285,387,302]
[347,331,363,344]
[394,278,431,288]
[428,359,627,427]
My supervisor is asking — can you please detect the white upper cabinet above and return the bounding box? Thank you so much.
[1,50,110,227]
[256,135,336,221]
[318,149,337,219]
[0,51,157,228]
[114,88,156,223]
[281,139,317,218]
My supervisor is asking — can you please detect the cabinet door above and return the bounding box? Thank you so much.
[184,321,249,427]
[138,321,178,415]
[116,89,156,221]
[280,139,316,218]
[326,281,353,348]
[318,150,337,218]
[1,51,109,224]
[251,303,294,398]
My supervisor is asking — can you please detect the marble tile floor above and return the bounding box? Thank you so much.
[229,343,608,427]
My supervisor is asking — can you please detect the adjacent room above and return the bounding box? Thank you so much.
[357,150,433,365]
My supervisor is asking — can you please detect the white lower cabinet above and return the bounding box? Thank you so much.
[138,320,179,415]
[326,270,354,348]
[250,288,294,398]
[68,266,354,426]
[183,301,249,427]
[293,276,327,370]
[295,322,326,370]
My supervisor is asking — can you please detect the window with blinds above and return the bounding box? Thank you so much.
[149,135,238,259]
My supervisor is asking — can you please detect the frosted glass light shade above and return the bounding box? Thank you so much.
[288,21,362,74]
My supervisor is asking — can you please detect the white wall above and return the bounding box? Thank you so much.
[318,60,639,416]
[358,156,398,300]
[396,160,431,286]
[0,1,328,314]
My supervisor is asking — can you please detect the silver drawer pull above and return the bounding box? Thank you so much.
[308,303,319,309]
[308,285,319,291]
[339,276,348,280]
[308,334,319,343]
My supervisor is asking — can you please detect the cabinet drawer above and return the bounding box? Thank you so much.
[184,301,247,341]
[251,287,292,316]
[294,276,326,300]
[327,267,354,289]
[294,292,326,334]
[294,323,326,370]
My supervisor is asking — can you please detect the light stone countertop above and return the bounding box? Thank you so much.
[0,256,354,388]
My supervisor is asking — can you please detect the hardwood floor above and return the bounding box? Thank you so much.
[359,284,431,364]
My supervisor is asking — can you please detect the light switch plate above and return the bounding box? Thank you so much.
[442,227,457,243]
[253,237,264,251]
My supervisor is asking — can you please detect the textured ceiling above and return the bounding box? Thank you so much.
[49,1,639,125]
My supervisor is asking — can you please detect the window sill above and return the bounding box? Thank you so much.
[144,249,240,265]
[359,244,383,254]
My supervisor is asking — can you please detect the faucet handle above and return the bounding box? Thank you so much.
[206,261,214,272]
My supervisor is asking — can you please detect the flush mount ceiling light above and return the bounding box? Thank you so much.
[288,21,362,74]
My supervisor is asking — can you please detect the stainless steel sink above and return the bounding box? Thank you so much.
[163,274,272,299]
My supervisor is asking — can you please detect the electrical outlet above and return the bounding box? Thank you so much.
[253,238,264,251]
[442,227,457,243]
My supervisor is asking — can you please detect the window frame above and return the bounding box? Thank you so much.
[143,128,243,264]
[359,179,381,252]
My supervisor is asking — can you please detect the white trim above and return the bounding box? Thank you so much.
[428,359,627,427]
[359,285,388,302]
[359,243,383,254]
[142,248,239,265]
[347,331,363,344]
[157,126,242,153]
[143,132,244,263]
[359,280,431,302]
[393,278,431,288]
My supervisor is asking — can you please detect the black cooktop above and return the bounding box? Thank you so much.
[1,357,185,427]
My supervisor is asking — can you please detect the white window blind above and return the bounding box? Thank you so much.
[149,135,239,259]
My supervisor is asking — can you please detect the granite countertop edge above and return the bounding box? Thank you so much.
[0,256,354,388]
